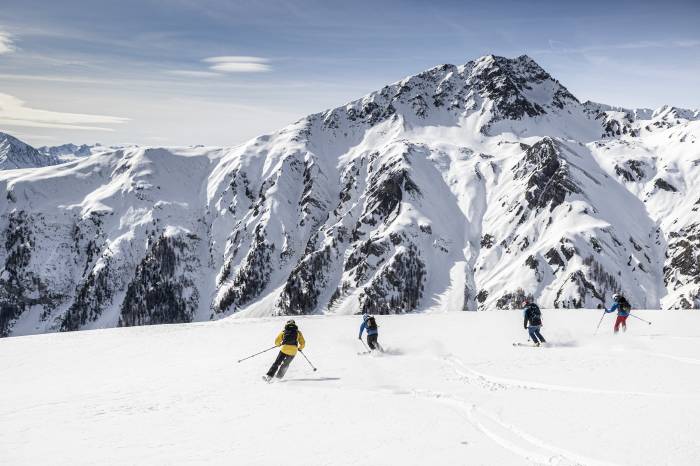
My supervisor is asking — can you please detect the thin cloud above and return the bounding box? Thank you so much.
[0,31,15,54]
[0,93,129,131]
[533,39,700,55]
[209,62,271,72]
[672,40,700,48]
[163,56,272,79]
[166,69,220,78]
[203,55,271,73]
[203,56,269,64]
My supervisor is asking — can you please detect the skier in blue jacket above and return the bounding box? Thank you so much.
[605,293,632,333]
[359,314,383,352]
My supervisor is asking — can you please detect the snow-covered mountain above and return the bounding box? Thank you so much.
[38,142,136,162]
[38,142,96,159]
[1,54,699,336]
[0,132,60,170]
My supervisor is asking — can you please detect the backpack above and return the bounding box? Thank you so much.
[365,316,378,330]
[526,303,541,317]
[525,304,542,325]
[282,323,298,346]
[618,297,632,313]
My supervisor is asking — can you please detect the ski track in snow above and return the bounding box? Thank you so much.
[266,351,635,465]
[3,312,700,465]
[444,355,688,398]
[379,388,619,466]
[632,350,700,366]
[465,405,620,466]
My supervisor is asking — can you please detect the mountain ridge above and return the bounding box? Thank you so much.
[1,54,698,337]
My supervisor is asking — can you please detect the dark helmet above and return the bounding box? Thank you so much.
[286,319,296,325]
[363,314,371,321]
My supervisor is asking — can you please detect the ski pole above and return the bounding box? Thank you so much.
[594,308,607,335]
[237,345,278,363]
[628,314,652,325]
[299,350,318,372]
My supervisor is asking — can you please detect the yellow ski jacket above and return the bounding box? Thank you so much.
[275,330,305,356]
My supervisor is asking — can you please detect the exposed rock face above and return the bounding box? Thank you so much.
[615,160,647,182]
[514,138,580,211]
[1,54,700,336]
[665,224,700,309]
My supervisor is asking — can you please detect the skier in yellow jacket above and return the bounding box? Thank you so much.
[264,320,305,381]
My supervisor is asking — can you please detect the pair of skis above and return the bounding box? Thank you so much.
[512,342,548,347]
[357,349,384,355]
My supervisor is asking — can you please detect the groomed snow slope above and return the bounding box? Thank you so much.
[2,310,699,466]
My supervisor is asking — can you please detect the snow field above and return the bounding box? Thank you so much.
[2,310,700,465]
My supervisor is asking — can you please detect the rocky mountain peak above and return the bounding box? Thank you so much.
[467,54,579,118]
[317,54,584,138]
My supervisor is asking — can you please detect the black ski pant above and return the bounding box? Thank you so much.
[528,326,546,344]
[267,351,295,378]
[367,333,383,352]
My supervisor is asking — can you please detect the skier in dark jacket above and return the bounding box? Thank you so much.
[605,293,632,333]
[263,320,305,382]
[359,314,383,352]
[523,302,546,346]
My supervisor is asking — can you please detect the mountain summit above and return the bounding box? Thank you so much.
[317,54,591,141]
[1,55,699,336]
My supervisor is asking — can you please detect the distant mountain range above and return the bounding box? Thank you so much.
[1,54,699,336]
[37,143,105,161]
[0,132,60,169]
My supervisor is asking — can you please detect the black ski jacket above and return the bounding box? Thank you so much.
[523,304,543,328]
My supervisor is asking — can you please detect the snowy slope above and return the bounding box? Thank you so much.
[1,54,700,337]
[1,311,699,465]
[0,146,225,336]
[0,132,60,169]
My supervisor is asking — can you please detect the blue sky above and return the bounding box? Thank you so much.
[0,0,698,146]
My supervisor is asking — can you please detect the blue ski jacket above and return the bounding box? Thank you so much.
[359,321,378,338]
[605,302,630,317]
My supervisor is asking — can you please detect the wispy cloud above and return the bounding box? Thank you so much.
[0,93,129,131]
[672,40,700,48]
[165,69,221,78]
[166,55,272,79]
[533,38,700,55]
[203,56,271,73]
[0,30,15,54]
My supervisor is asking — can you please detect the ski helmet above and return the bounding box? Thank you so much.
[612,293,621,302]
[286,319,296,325]
[363,314,371,321]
